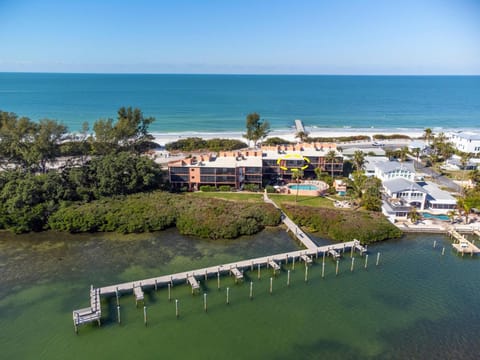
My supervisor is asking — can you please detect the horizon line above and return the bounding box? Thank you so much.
[1,71,480,77]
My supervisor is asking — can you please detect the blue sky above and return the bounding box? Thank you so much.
[0,0,479,74]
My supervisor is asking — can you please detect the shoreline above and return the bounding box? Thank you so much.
[149,126,480,147]
[151,127,428,146]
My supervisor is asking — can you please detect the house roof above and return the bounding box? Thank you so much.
[383,178,426,194]
[376,161,415,174]
[420,181,457,204]
[450,131,480,141]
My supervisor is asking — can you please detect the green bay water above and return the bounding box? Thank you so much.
[1,229,479,359]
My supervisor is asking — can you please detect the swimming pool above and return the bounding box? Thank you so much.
[421,213,450,221]
[288,184,319,191]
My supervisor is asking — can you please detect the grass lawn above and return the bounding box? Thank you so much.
[187,192,264,202]
[268,194,337,209]
[188,192,342,209]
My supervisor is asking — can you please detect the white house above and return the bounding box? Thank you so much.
[374,161,416,182]
[383,178,427,210]
[447,131,480,154]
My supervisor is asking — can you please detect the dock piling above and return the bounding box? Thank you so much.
[433,240,437,248]
[226,287,230,304]
[287,270,291,286]
[336,260,339,276]
[175,299,179,318]
[304,265,308,282]
[292,256,295,270]
[351,257,355,272]
[115,288,119,306]
[257,264,261,279]
[117,305,121,324]
[376,252,381,266]
[270,277,273,294]
[154,279,157,291]
[204,293,207,312]
[250,282,253,300]
[322,262,325,278]
[168,283,171,301]
[442,247,445,256]
[217,272,220,290]
[364,254,368,269]
[144,306,147,326]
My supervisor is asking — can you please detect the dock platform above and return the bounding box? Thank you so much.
[230,267,243,282]
[133,285,144,305]
[300,254,312,264]
[187,275,200,293]
[448,228,480,256]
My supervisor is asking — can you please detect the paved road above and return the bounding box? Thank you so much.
[410,156,462,193]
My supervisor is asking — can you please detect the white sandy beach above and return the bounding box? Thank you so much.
[151,127,426,147]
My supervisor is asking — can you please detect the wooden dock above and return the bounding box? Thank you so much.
[133,285,144,305]
[448,228,480,256]
[230,267,243,282]
[72,195,368,331]
[72,286,101,333]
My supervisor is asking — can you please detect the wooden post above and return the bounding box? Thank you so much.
[351,257,355,272]
[257,264,261,279]
[144,306,147,326]
[336,260,339,276]
[376,252,380,266]
[204,293,207,312]
[175,299,179,318]
[286,255,288,265]
[364,254,368,269]
[442,247,445,256]
[226,287,230,304]
[433,240,437,248]
[304,264,308,282]
[168,283,171,301]
[154,279,157,291]
[117,305,121,324]
[115,288,119,307]
[251,261,254,271]
[205,270,208,281]
[292,256,295,270]
[217,272,220,290]
[250,282,253,300]
[350,245,354,258]
[322,261,325,278]
[287,270,291,286]
[323,251,326,262]
[270,277,273,294]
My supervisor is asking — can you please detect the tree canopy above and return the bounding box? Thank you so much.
[243,112,270,147]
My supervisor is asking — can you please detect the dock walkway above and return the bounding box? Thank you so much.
[448,228,480,256]
[295,119,306,134]
[72,194,367,331]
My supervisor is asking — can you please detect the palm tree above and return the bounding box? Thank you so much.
[457,197,473,224]
[447,210,456,224]
[295,131,309,143]
[424,128,433,145]
[292,169,304,202]
[399,147,409,162]
[412,147,420,161]
[352,150,367,172]
[407,206,420,224]
[325,150,338,179]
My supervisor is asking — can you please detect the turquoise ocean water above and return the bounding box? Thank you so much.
[1,73,479,134]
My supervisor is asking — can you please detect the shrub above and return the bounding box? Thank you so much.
[219,185,231,192]
[243,184,259,192]
[200,185,216,192]
[265,185,276,193]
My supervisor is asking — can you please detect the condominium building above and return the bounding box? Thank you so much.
[168,142,343,190]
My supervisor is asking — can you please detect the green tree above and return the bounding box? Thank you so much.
[291,169,304,202]
[352,150,367,172]
[325,150,338,179]
[424,128,433,145]
[412,147,420,161]
[31,119,67,173]
[407,206,420,224]
[243,112,270,148]
[295,131,309,143]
